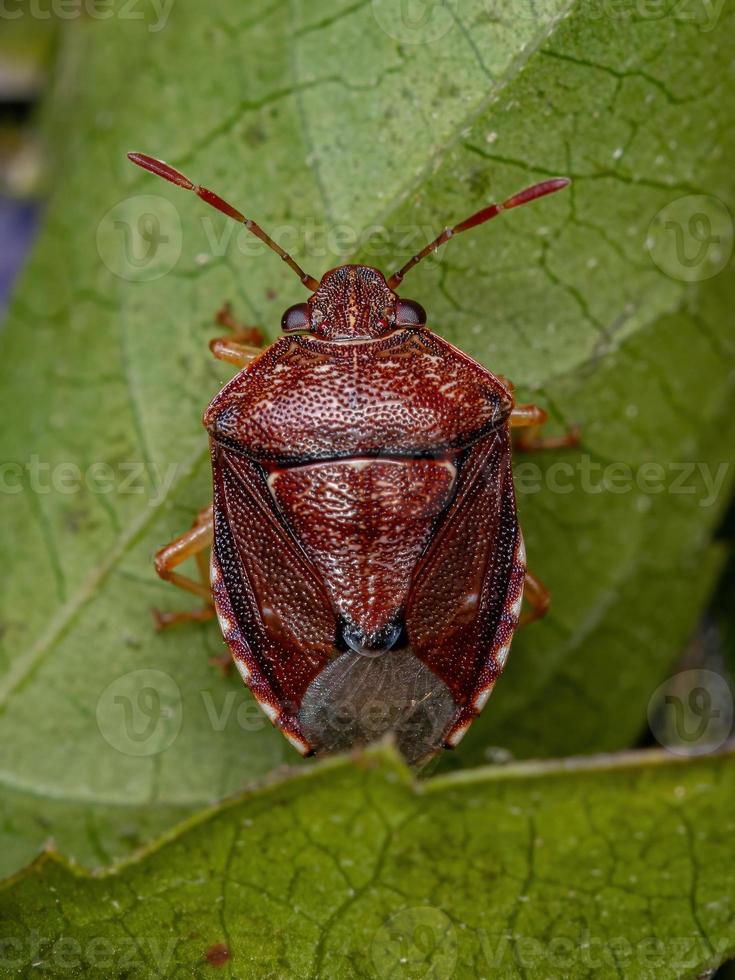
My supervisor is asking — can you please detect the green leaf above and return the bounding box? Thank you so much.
[1,746,734,978]
[1,0,733,875]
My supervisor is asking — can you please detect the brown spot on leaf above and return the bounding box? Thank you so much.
[205,943,231,967]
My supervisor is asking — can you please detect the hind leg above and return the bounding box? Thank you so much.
[153,506,235,675]
[519,570,550,626]
[153,504,214,630]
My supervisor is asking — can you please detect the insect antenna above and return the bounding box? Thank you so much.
[127,152,320,290]
[387,177,570,288]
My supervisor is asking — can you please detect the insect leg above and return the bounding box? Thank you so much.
[510,404,580,451]
[153,504,215,630]
[215,302,264,345]
[208,337,263,367]
[519,570,550,625]
[209,303,265,366]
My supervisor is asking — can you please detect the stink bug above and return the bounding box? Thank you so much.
[129,151,578,764]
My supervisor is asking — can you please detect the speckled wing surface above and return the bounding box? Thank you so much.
[405,427,526,750]
[209,445,335,755]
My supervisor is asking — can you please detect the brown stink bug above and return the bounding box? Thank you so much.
[128,151,579,764]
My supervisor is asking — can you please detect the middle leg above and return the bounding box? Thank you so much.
[511,404,580,451]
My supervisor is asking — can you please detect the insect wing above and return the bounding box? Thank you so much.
[405,427,526,748]
[209,443,335,754]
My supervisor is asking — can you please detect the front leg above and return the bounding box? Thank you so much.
[209,303,264,368]
[511,404,580,451]
[215,301,263,345]
[209,303,265,367]
[209,336,263,367]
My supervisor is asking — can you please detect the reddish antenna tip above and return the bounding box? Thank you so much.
[501,176,571,210]
[127,152,194,190]
[387,176,571,288]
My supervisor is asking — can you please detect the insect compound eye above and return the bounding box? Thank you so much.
[281,303,311,333]
[395,298,427,327]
